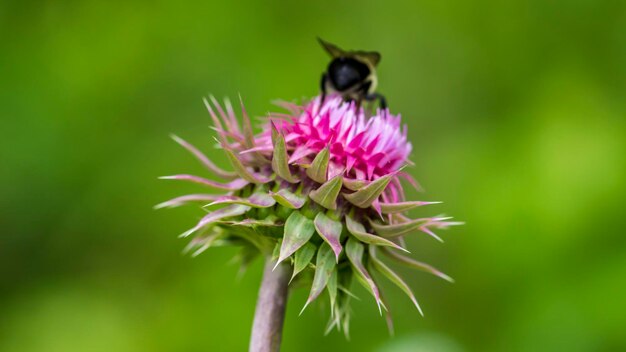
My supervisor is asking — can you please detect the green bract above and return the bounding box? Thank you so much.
[158,96,461,335]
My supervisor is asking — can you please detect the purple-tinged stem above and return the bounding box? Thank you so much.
[249,258,291,352]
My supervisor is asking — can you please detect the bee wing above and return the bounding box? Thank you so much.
[318,38,382,66]
[354,50,381,66]
[318,37,346,58]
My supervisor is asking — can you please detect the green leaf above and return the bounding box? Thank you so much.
[271,239,282,261]
[313,212,343,262]
[274,211,315,268]
[380,247,454,283]
[327,269,355,336]
[342,177,368,191]
[158,174,249,191]
[240,98,256,149]
[309,175,343,210]
[218,218,281,227]
[203,97,226,144]
[345,215,409,253]
[183,231,225,257]
[327,269,338,312]
[223,224,274,254]
[379,201,441,214]
[291,242,316,283]
[305,147,330,183]
[368,217,432,239]
[271,132,298,183]
[345,237,383,313]
[170,134,237,179]
[271,121,280,142]
[205,193,276,208]
[223,148,272,184]
[301,242,336,314]
[270,189,306,209]
[343,174,392,208]
[369,247,423,315]
[180,204,250,238]
[239,97,268,165]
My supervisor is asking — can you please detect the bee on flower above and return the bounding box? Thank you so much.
[158,94,461,337]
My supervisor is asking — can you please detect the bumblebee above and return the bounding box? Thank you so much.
[318,38,386,110]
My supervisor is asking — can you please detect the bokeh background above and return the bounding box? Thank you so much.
[2,1,625,351]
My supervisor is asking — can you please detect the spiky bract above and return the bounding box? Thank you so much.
[158,95,460,334]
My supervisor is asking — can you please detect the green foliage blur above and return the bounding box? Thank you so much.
[1,1,625,351]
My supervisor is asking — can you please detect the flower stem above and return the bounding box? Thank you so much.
[249,258,291,352]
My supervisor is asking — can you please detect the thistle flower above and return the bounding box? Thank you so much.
[158,95,460,336]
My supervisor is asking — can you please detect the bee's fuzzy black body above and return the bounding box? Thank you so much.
[318,38,386,110]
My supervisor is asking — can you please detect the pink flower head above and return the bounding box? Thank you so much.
[255,96,412,181]
[158,94,461,335]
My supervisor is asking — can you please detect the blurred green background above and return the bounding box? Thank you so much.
[2,0,625,351]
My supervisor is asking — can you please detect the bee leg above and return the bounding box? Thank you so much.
[355,98,363,116]
[356,80,372,115]
[378,94,387,110]
[320,73,328,108]
[365,92,387,111]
